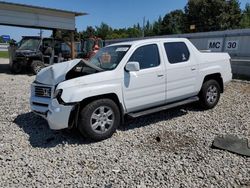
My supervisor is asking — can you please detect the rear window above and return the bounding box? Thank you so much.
[164,42,190,64]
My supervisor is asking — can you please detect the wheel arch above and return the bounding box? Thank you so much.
[202,73,224,93]
[70,93,125,129]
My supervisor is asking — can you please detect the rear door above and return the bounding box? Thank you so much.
[123,43,166,112]
[163,42,199,103]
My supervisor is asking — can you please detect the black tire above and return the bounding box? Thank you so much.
[31,60,45,75]
[199,79,221,109]
[78,99,121,141]
[11,62,22,74]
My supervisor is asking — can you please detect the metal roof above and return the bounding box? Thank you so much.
[0,1,87,16]
[0,1,87,30]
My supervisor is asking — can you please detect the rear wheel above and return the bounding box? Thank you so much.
[78,99,120,141]
[199,79,221,109]
[31,60,44,75]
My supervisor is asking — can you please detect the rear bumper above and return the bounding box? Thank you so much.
[224,72,233,86]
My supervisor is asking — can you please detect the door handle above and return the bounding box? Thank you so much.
[191,67,196,71]
[157,74,164,77]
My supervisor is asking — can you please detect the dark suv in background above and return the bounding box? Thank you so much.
[9,36,65,74]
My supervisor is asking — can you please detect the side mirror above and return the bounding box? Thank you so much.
[125,61,140,72]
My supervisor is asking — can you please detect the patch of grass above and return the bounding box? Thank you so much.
[0,51,9,58]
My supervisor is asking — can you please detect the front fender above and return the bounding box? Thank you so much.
[59,81,125,111]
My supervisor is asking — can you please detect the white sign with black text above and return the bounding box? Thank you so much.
[207,39,223,52]
[225,40,239,50]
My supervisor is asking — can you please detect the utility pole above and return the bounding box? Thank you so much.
[142,16,145,38]
[70,31,75,59]
[39,29,43,38]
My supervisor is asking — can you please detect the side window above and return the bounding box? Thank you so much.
[129,44,160,69]
[164,42,190,64]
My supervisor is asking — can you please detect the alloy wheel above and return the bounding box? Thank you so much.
[90,106,114,134]
[206,85,218,104]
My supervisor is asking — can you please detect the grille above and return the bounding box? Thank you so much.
[34,86,52,98]
[32,102,49,107]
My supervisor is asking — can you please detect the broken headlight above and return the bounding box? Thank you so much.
[53,89,63,99]
[54,89,65,104]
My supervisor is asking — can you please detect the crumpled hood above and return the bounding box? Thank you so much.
[35,59,82,85]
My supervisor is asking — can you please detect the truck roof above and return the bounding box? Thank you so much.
[109,38,189,46]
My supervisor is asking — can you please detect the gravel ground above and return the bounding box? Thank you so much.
[0,59,249,187]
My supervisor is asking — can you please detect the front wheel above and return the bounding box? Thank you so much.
[31,60,44,75]
[199,79,221,109]
[78,99,121,141]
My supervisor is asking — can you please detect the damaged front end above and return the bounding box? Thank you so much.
[36,59,103,85]
[30,59,101,130]
[30,81,75,130]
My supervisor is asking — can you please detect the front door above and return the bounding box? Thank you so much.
[123,44,166,112]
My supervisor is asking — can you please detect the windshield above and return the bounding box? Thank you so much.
[89,45,131,70]
[18,38,40,50]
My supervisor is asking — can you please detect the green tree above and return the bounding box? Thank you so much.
[185,0,241,32]
[82,26,96,39]
[96,22,112,40]
[0,36,4,43]
[152,16,163,36]
[161,10,185,34]
[144,20,154,36]
[219,0,241,30]
[136,23,141,31]
[86,26,96,37]
[107,28,128,39]
[53,29,80,42]
[126,27,139,38]
[240,3,250,28]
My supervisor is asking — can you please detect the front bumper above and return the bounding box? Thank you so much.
[15,57,28,66]
[30,83,74,130]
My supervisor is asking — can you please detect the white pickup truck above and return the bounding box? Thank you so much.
[30,38,232,140]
